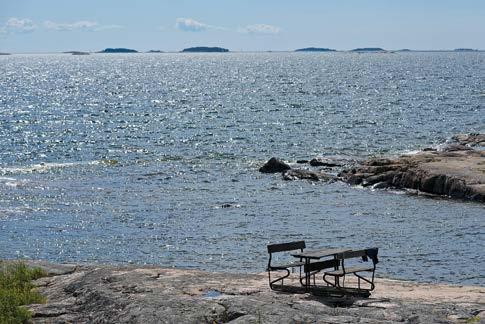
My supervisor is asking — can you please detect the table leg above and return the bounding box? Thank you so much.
[305,258,310,291]
[333,255,339,287]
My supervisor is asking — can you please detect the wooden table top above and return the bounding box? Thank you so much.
[291,247,351,259]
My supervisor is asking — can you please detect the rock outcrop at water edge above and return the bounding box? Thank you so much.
[339,134,485,202]
[259,133,485,202]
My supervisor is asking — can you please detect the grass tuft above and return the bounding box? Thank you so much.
[0,261,47,323]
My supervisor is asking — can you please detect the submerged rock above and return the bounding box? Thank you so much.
[259,157,291,173]
[283,169,336,182]
[296,159,309,164]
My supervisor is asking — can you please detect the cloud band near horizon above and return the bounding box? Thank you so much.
[174,17,280,34]
[0,17,123,34]
[1,16,280,36]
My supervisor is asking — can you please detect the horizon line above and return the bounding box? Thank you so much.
[2,48,485,55]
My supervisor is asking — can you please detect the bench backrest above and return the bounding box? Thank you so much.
[267,241,305,270]
[267,241,306,253]
[336,248,379,268]
[338,250,366,259]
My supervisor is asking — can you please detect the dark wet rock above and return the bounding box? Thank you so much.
[283,169,337,182]
[296,159,309,164]
[346,173,364,185]
[259,157,291,173]
[362,171,400,187]
[309,158,342,167]
[20,261,484,324]
[220,203,240,208]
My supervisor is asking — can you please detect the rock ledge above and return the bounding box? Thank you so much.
[19,260,485,323]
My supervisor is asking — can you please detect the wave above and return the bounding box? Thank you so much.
[0,176,29,189]
[0,160,105,175]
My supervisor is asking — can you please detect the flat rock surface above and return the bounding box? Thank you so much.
[22,261,485,323]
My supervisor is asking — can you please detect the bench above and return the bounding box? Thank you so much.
[323,248,378,292]
[267,241,306,290]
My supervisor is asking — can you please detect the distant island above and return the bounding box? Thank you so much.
[351,48,386,52]
[181,47,229,53]
[147,50,164,53]
[0,52,11,55]
[396,49,412,52]
[295,47,336,52]
[64,51,90,55]
[98,48,138,53]
[454,48,478,52]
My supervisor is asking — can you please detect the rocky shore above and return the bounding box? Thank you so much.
[260,133,485,203]
[20,261,484,323]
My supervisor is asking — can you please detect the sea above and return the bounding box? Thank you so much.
[0,52,484,285]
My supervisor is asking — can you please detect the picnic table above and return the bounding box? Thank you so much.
[291,247,351,290]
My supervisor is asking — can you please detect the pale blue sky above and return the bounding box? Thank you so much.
[1,0,484,52]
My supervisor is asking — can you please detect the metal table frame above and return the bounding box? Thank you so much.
[291,248,351,290]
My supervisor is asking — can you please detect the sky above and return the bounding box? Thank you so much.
[1,0,484,53]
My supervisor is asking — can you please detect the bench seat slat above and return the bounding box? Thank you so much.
[325,265,374,276]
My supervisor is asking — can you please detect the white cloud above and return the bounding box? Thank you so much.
[175,18,209,32]
[174,18,228,32]
[239,24,281,34]
[1,18,36,34]
[43,20,123,31]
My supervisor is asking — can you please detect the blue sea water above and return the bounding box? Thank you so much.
[0,52,484,285]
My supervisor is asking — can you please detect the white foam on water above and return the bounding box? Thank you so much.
[0,176,28,188]
[400,149,422,156]
[0,161,102,175]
